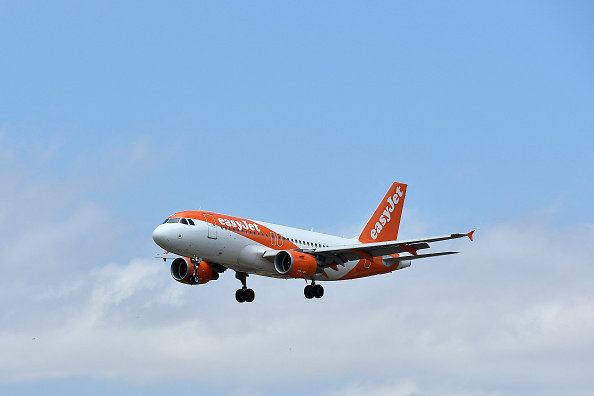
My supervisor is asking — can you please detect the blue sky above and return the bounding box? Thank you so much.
[1,2,593,395]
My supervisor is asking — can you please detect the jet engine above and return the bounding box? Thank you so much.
[170,257,215,285]
[274,250,318,278]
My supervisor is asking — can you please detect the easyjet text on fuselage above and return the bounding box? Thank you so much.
[218,217,261,233]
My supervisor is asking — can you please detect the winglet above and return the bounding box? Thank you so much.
[467,230,475,242]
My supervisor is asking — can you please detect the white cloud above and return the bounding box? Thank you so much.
[0,219,592,396]
[323,379,420,396]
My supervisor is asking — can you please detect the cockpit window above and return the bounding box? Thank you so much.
[167,218,180,223]
[187,219,195,226]
[180,218,188,225]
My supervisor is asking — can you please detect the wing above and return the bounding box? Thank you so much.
[264,230,474,266]
[155,252,182,260]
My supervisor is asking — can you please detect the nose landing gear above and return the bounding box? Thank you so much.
[304,279,324,299]
[235,271,255,303]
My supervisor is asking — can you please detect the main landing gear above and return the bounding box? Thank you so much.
[235,271,255,303]
[304,279,324,299]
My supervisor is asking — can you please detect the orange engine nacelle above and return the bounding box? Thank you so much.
[274,250,318,278]
[170,257,215,285]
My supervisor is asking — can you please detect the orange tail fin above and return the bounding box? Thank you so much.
[359,182,407,243]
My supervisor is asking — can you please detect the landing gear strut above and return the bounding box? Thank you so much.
[304,278,324,299]
[235,271,255,303]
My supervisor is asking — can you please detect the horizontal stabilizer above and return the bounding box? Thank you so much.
[155,252,181,260]
[383,251,458,263]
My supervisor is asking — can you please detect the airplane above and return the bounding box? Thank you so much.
[152,182,474,303]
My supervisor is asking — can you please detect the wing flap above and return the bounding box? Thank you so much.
[383,251,458,263]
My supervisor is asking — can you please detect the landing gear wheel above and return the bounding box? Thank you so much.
[192,275,200,284]
[244,288,255,302]
[313,284,324,298]
[235,289,246,303]
[304,285,314,299]
[234,272,255,303]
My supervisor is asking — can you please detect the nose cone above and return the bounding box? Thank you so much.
[152,224,170,250]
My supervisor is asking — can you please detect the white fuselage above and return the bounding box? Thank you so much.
[152,211,363,281]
